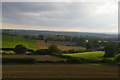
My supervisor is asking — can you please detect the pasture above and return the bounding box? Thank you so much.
[2,35,36,50]
[63,51,105,60]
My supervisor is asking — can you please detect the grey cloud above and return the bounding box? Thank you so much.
[2,2,117,32]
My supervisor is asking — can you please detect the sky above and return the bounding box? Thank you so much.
[2,0,119,33]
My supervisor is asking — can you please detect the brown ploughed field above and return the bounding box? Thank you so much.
[3,64,118,78]
[2,55,67,61]
[36,40,85,51]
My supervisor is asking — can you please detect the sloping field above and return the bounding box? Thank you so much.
[2,35,36,50]
[2,35,85,51]
[2,55,67,61]
[3,64,118,78]
[36,40,85,51]
[63,51,105,60]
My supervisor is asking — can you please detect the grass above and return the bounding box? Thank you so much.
[63,51,105,60]
[2,50,15,54]
[1,50,32,54]
[2,35,36,50]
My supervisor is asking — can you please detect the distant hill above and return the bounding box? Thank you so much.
[2,29,117,38]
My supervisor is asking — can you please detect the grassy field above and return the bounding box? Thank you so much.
[2,50,14,54]
[63,51,105,60]
[3,64,118,78]
[2,35,36,50]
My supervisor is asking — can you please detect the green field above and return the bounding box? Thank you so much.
[63,51,105,60]
[2,50,14,54]
[2,35,36,50]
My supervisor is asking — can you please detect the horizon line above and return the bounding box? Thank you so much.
[1,28,118,34]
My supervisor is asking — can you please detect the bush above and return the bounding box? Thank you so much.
[2,58,37,64]
[64,49,86,54]
[114,54,120,64]
[28,49,35,52]
[56,55,72,59]
[38,60,65,64]
[14,45,27,54]
[103,44,119,58]
[2,48,14,51]
[36,49,49,55]
[100,58,114,63]
[48,45,61,54]
[66,58,84,64]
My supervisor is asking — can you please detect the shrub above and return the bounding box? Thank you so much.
[2,58,37,64]
[103,44,119,58]
[85,42,93,52]
[56,55,72,59]
[2,48,14,51]
[114,54,120,64]
[28,49,35,52]
[14,45,27,54]
[38,60,65,64]
[66,58,84,64]
[100,58,114,63]
[36,49,49,55]
[48,45,61,54]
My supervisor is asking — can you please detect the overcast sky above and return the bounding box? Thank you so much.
[2,1,118,33]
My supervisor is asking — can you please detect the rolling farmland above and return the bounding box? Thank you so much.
[2,35,86,51]
[2,34,119,79]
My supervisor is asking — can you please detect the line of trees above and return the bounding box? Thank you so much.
[30,34,118,48]
[2,44,120,64]
[11,43,120,58]
[103,44,119,58]
[3,33,118,48]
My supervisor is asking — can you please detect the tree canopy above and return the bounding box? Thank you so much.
[103,44,119,57]
[48,45,61,54]
[14,45,27,54]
